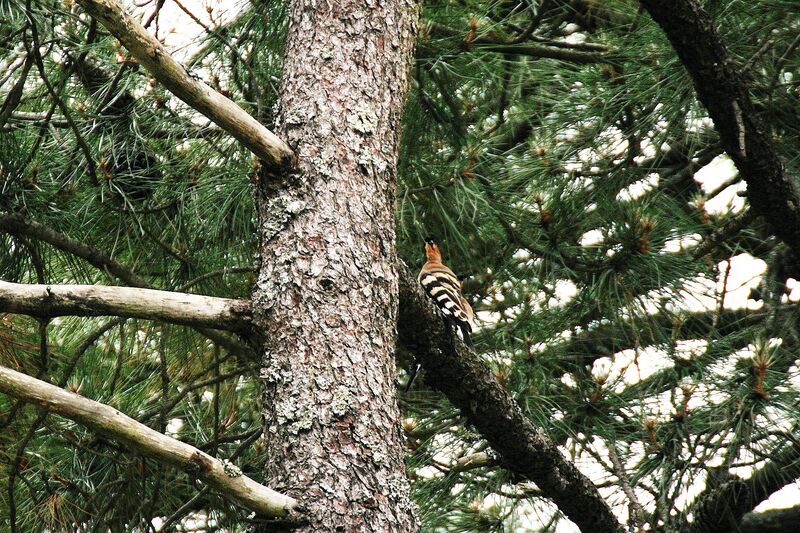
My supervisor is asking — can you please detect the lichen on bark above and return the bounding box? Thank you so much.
[251,0,421,531]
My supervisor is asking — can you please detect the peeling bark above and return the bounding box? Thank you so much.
[251,1,420,531]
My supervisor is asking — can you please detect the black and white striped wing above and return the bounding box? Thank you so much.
[418,266,472,332]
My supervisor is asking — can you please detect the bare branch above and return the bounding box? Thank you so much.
[422,20,614,64]
[7,111,69,126]
[397,262,624,533]
[692,210,756,260]
[75,0,294,169]
[608,443,646,531]
[439,452,495,474]
[0,213,255,359]
[0,365,299,519]
[0,282,251,332]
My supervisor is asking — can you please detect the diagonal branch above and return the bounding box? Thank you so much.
[0,364,299,519]
[0,282,251,332]
[0,213,148,288]
[397,262,624,533]
[74,0,294,169]
[0,53,34,131]
[640,0,800,270]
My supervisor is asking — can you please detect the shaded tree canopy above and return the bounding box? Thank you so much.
[1,0,800,532]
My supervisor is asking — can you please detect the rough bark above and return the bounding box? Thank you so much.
[397,264,624,533]
[75,0,294,169]
[0,281,250,332]
[251,1,420,532]
[640,0,800,269]
[0,365,298,519]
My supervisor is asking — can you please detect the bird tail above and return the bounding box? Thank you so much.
[404,363,421,392]
[443,314,474,350]
[460,323,474,349]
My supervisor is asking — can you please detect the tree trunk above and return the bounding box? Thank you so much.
[251,1,420,531]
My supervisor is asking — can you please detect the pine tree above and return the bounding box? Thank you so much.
[1,0,800,532]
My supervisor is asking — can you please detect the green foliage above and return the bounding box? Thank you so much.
[1,1,282,531]
[398,0,800,531]
[1,0,800,531]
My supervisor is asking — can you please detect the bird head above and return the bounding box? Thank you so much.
[424,237,442,263]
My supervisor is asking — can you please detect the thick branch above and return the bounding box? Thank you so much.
[687,436,800,533]
[0,282,251,332]
[75,0,294,169]
[741,505,800,533]
[0,365,298,518]
[640,0,800,266]
[397,263,623,533]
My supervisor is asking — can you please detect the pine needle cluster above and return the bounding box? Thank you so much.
[1,0,799,531]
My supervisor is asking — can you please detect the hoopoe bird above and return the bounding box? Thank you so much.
[418,238,474,348]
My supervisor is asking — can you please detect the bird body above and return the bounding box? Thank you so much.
[418,239,474,348]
